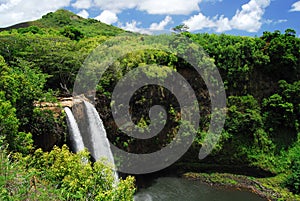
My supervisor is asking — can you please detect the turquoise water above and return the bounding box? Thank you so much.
[134,177,266,201]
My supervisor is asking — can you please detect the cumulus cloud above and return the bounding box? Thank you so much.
[183,0,271,33]
[93,0,201,15]
[95,10,118,25]
[150,16,172,31]
[77,9,89,18]
[119,17,174,34]
[119,20,151,34]
[93,0,139,13]
[137,0,200,15]
[71,0,91,9]
[230,0,270,32]
[183,13,215,31]
[214,15,231,32]
[206,0,223,2]
[290,1,300,12]
[0,0,71,27]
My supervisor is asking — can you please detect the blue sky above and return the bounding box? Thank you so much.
[0,0,299,37]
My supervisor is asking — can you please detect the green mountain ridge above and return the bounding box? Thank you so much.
[0,9,125,37]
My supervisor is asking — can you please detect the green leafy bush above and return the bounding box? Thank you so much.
[0,142,62,200]
[285,142,300,194]
[25,145,135,200]
[60,26,84,41]
[0,144,135,200]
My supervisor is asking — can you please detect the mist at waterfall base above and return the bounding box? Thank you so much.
[65,102,266,201]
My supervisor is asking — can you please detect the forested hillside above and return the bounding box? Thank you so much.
[0,9,299,200]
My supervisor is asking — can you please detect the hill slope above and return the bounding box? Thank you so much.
[0,9,125,37]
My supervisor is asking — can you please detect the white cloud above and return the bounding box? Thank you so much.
[119,17,173,34]
[95,10,118,25]
[230,0,271,32]
[264,19,273,24]
[137,0,201,15]
[203,0,223,4]
[276,19,287,24]
[93,0,201,15]
[0,0,21,12]
[71,0,91,9]
[150,16,172,31]
[119,20,151,34]
[264,19,287,25]
[214,15,231,32]
[183,0,271,33]
[183,13,215,31]
[0,0,71,27]
[93,0,139,13]
[77,9,89,18]
[290,1,300,12]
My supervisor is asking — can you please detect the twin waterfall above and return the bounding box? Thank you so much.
[64,101,118,182]
[64,107,85,153]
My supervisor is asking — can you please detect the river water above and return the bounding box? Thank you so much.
[134,177,266,201]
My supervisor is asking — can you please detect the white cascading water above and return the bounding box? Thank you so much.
[83,101,118,181]
[64,107,85,153]
[83,102,114,161]
[65,102,154,200]
[64,102,118,182]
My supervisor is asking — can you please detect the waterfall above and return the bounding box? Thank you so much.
[64,101,118,182]
[64,107,85,153]
[83,102,115,160]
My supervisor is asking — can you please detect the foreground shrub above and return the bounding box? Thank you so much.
[1,144,135,200]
